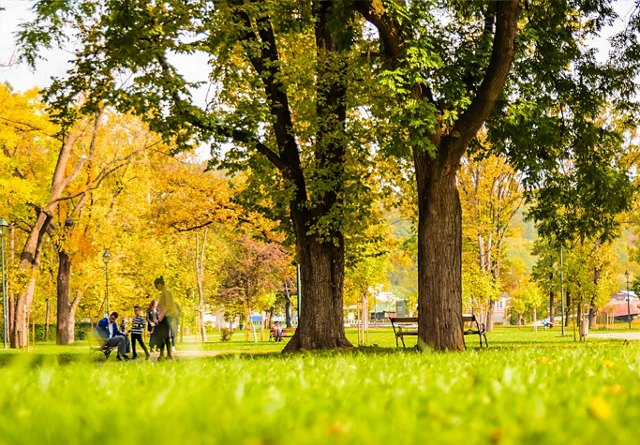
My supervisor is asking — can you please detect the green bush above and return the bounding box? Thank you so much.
[0,322,95,343]
[220,328,233,341]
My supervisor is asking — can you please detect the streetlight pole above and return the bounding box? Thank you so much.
[0,218,9,349]
[102,250,111,317]
[626,270,631,330]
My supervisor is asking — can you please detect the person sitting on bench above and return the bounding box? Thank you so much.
[96,311,131,361]
[271,321,284,341]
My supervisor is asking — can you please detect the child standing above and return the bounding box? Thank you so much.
[147,299,159,352]
[129,305,150,360]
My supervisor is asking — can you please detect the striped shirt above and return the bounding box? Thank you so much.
[130,315,146,334]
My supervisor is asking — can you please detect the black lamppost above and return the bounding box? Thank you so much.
[0,218,9,348]
[626,270,631,329]
[103,250,111,316]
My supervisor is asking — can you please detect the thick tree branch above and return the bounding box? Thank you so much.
[231,3,304,188]
[448,1,520,159]
[354,0,404,61]
[48,144,157,205]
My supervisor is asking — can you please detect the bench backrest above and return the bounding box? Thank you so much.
[389,317,418,324]
[389,314,478,323]
[390,315,479,324]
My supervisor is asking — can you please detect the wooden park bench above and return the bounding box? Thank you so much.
[389,317,418,348]
[269,327,294,342]
[462,313,488,348]
[389,314,488,348]
[90,326,116,359]
[91,343,115,359]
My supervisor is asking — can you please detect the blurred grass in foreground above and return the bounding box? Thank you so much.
[0,326,638,445]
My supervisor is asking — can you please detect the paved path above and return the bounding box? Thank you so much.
[173,350,226,358]
[589,332,640,340]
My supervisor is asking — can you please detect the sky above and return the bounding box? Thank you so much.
[0,0,213,159]
[3,1,639,91]
[0,0,63,92]
[1,0,212,93]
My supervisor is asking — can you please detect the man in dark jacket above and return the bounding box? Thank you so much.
[95,311,130,361]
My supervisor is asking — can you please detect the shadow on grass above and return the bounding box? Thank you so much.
[0,335,629,369]
[0,352,106,368]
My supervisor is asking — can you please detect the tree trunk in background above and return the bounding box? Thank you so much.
[11,211,50,348]
[11,132,83,349]
[7,294,14,344]
[56,250,79,344]
[565,290,571,327]
[283,278,293,328]
[45,298,51,341]
[588,304,597,329]
[487,248,503,332]
[486,300,496,332]
[12,273,37,348]
[549,287,556,327]
[195,230,207,342]
[589,264,600,329]
[359,291,369,345]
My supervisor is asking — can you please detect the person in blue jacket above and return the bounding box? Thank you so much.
[95,311,131,361]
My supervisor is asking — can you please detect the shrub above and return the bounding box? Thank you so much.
[220,328,233,341]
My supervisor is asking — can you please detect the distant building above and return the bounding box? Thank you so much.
[492,295,511,324]
[602,290,640,321]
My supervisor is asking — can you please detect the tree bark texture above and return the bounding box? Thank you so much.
[416,157,465,351]
[283,236,351,352]
[56,250,79,345]
[11,274,36,349]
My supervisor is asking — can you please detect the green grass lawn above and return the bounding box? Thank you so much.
[0,327,639,444]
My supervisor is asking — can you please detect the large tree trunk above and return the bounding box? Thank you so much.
[416,157,465,351]
[283,237,351,352]
[281,2,353,352]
